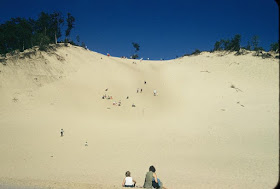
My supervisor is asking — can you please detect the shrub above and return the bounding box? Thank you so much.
[81,42,86,49]
[262,53,272,59]
[191,49,201,55]
[214,41,222,51]
[270,42,279,52]
[229,34,241,51]
[131,54,138,59]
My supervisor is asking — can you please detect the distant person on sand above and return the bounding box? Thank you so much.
[144,81,147,84]
[153,90,157,96]
[60,129,64,137]
[122,171,136,187]
[143,166,166,189]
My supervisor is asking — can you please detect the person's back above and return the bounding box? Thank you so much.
[122,171,136,187]
[143,171,153,188]
[125,176,134,186]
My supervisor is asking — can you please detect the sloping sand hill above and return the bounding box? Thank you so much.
[0,44,278,189]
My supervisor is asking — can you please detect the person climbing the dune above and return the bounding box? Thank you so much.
[60,129,64,137]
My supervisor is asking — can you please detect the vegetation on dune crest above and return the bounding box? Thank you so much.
[213,34,241,52]
[0,11,278,60]
[183,49,201,56]
[270,41,279,52]
[131,42,140,59]
[65,13,75,42]
[0,11,78,55]
[212,34,278,59]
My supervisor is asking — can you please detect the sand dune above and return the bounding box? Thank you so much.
[0,44,278,189]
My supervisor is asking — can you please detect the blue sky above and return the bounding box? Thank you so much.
[0,0,278,60]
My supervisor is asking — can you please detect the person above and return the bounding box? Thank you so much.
[60,129,64,137]
[127,96,129,99]
[144,81,147,84]
[122,171,136,187]
[85,141,88,146]
[143,166,166,189]
[137,88,139,93]
[132,103,136,107]
[153,90,157,96]
[140,89,143,93]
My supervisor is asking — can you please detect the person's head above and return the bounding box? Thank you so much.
[149,165,156,172]
[125,171,131,177]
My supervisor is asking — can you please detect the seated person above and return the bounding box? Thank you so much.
[122,171,136,187]
[143,166,166,189]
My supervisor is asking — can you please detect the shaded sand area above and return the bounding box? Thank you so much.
[0,44,278,188]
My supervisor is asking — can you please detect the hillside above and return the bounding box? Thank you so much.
[0,44,278,189]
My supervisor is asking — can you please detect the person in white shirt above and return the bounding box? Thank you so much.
[153,90,157,96]
[122,171,136,187]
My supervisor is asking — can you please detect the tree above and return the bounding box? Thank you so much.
[0,11,75,55]
[50,11,64,44]
[251,35,260,51]
[220,39,230,50]
[76,35,80,45]
[65,13,75,41]
[132,42,140,52]
[229,34,241,51]
[214,41,222,51]
[245,41,251,50]
[270,41,279,52]
[81,42,86,49]
[32,33,50,51]
[131,42,140,59]
[131,54,139,59]
[0,17,33,54]
[36,12,51,36]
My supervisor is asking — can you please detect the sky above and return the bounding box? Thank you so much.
[0,0,278,60]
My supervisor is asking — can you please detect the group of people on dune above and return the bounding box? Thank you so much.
[101,81,157,108]
[122,166,167,189]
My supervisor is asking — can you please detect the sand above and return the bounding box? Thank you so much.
[0,44,278,189]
